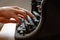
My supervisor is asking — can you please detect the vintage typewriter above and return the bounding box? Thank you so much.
[15,0,43,39]
[0,0,43,40]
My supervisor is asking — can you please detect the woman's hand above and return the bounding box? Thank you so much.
[0,6,35,25]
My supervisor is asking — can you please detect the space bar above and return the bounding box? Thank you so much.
[0,23,16,40]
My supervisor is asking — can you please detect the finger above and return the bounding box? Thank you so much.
[14,8,35,18]
[12,14,22,25]
[2,6,20,9]
[12,9,28,21]
[10,6,20,9]
[25,11,35,18]
[11,6,25,10]
[18,14,25,20]
[0,17,17,23]
[13,8,35,18]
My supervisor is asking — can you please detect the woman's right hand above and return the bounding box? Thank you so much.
[0,6,35,25]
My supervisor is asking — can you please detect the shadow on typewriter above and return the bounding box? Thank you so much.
[0,23,4,31]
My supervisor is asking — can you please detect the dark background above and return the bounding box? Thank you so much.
[35,0,60,40]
